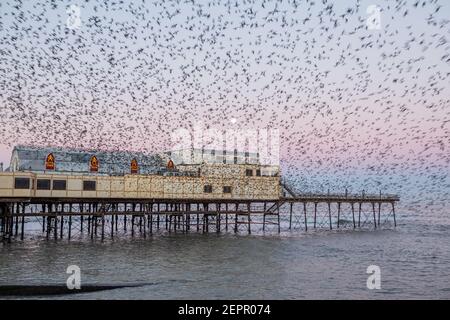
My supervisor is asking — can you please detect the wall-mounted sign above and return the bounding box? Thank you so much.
[167,159,174,170]
[45,153,55,170]
[90,155,99,172]
[131,159,138,174]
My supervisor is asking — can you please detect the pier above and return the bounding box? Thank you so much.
[0,191,399,242]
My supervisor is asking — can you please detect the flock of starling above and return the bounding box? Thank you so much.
[0,0,448,211]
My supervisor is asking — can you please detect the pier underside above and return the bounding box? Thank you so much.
[0,195,399,242]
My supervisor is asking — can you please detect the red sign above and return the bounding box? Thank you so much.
[45,153,55,170]
[131,159,138,174]
[167,159,174,170]
[90,155,99,172]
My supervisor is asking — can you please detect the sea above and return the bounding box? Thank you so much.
[0,207,449,299]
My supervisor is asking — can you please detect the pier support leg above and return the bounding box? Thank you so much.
[303,202,307,231]
[111,214,114,238]
[247,203,251,234]
[20,216,25,241]
[225,203,229,231]
[149,211,153,234]
[263,212,266,232]
[328,202,332,230]
[378,202,381,226]
[351,203,356,229]
[277,202,281,233]
[101,216,105,241]
[80,204,84,233]
[392,202,397,227]
[60,215,64,239]
[358,202,362,228]
[157,203,160,230]
[20,204,25,240]
[314,202,317,229]
[372,202,377,229]
[54,215,57,240]
[197,211,200,232]
[68,216,72,240]
[42,204,46,233]
[337,202,341,229]
[289,202,293,230]
[15,204,19,236]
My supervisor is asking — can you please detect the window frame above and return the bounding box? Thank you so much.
[36,179,51,190]
[203,185,213,193]
[14,178,30,189]
[52,179,67,191]
[223,186,232,194]
[83,180,96,191]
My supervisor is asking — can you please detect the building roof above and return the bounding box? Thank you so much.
[9,145,166,175]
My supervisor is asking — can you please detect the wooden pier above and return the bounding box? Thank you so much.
[0,192,399,242]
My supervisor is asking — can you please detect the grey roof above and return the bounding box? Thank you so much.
[10,145,166,175]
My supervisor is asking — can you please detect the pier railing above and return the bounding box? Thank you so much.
[280,179,399,202]
[286,192,400,202]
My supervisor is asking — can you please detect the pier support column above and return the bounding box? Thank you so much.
[303,202,307,231]
[20,204,25,240]
[372,202,377,229]
[247,203,251,234]
[216,204,221,233]
[392,202,397,227]
[337,202,341,229]
[101,215,105,241]
[68,215,72,240]
[15,203,20,236]
[60,204,64,239]
[196,203,200,232]
[378,202,381,226]
[42,204,46,233]
[313,202,317,229]
[80,203,84,233]
[234,203,238,233]
[277,202,280,233]
[289,202,293,230]
[351,203,356,229]
[328,202,332,230]
[358,202,362,228]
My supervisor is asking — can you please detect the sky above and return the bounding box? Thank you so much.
[0,0,448,208]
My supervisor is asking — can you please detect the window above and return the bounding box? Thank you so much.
[245,169,253,176]
[223,186,232,193]
[37,179,51,190]
[256,169,261,176]
[203,185,213,193]
[14,178,30,189]
[53,180,67,190]
[83,180,96,191]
